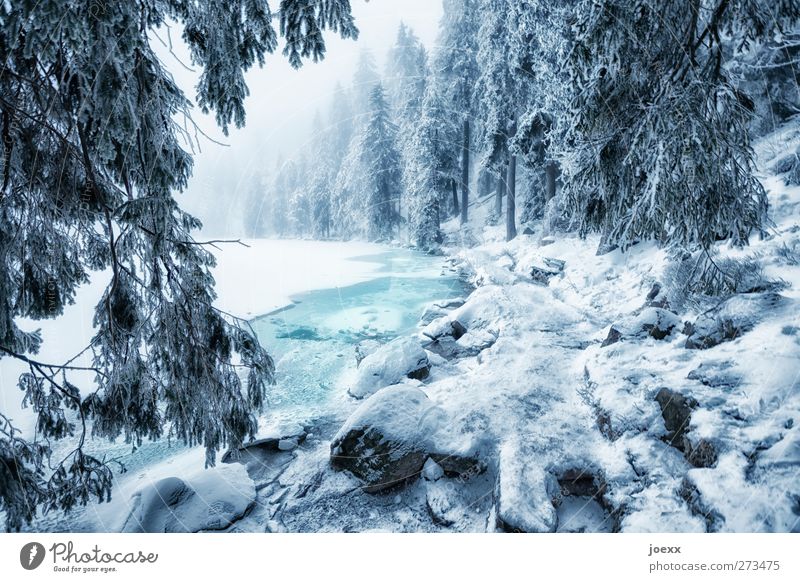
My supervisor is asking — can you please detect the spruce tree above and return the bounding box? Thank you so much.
[404,83,455,249]
[434,0,480,225]
[560,0,800,251]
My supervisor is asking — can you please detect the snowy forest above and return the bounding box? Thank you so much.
[1,0,800,534]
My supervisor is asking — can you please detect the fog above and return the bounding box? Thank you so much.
[155,1,444,237]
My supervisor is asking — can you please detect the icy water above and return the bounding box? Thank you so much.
[252,248,467,411]
[29,245,466,531]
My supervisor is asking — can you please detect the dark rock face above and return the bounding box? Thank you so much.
[645,282,671,309]
[655,388,718,468]
[601,308,679,346]
[655,387,698,448]
[530,258,566,286]
[423,318,496,360]
[685,438,718,468]
[428,452,487,479]
[601,326,623,347]
[557,468,607,499]
[641,309,680,340]
[331,426,427,493]
[685,292,784,350]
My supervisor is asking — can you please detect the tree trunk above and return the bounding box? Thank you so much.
[506,118,518,241]
[451,178,460,217]
[495,170,504,219]
[506,152,517,242]
[545,161,557,202]
[461,119,470,225]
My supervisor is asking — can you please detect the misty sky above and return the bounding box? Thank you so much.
[156,1,444,236]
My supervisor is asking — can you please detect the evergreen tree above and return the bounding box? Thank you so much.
[352,50,381,114]
[476,0,522,240]
[243,172,270,238]
[334,85,402,241]
[434,0,480,225]
[386,24,429,222]
[404,84,455,249]
[560,0,800,252]
[0,0,357,531]
[362,85,402,240]
[272,157,302,237]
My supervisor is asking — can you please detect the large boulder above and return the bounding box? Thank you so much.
[685,292,784,350]
[349,337,431,399]
[121,463,255,532]
[419,297,466,325]
[330,385,434,493]
[421,315,497,360]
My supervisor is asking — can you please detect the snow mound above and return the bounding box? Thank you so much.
[121,462,255,532]
[349,336,430,399]
[494,440,558,533]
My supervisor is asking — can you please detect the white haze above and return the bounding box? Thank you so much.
[154,1,444,237]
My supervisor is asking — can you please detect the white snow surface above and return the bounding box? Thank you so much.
[212,239,412,316]
[349,336,430,399]
[332,384,434,448]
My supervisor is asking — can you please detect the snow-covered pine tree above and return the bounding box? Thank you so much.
[273,157,303,237]
[560,0,800,252]
[385,24,429,222]
[735,26,800,137]
[333,84,402,241]
[434,0,480,225]
[243,172,270,238]
[507,0,575,225]
[352,49,382,115]
[288,155,313,235]
[0,0,357,532]
[362,85,402,241]
[404,83,456,249]
[476,0,523,241]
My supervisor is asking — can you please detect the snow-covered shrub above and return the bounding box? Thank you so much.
[664,251,783,311]
[776,241,800,266]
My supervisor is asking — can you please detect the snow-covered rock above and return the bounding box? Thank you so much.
[355,339,382,366]
[601,307,681,347]
[121,463,255,533]
[494,441,558,533]
[419,297,466,325]
[349,337,431,399]
[422,458,445,481]
[330,385,435,492]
